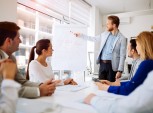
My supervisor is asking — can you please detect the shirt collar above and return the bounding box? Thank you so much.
[0,49,9,59]
[110,30,119,37]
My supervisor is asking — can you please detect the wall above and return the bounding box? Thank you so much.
[94,7,103,73]
[120,14,153,63]
[119,15,153,39]
[88,6,102,74]
[0,0,17,22]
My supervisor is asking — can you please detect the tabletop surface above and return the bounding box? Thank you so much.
[16,82,99,113]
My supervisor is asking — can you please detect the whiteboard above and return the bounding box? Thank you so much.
[51,24,87,71]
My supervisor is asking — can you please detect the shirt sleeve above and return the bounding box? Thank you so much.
[0,79,21,113]
[120,81,128,85]
[110,71,153,113]
[90,96,119,113]
[80,33,102,42]
[118,36,127,71]
[108,60,153,95]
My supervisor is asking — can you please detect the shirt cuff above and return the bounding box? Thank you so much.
[1,79,21,88]
[90,96,100,106]
[37,88,40,96]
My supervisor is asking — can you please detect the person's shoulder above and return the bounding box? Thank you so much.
[118,31,126,39]
[141,59,153,63]
[139,60,153,66]
[102,31,110,35]
[136,59,143,65]
[29,59,39,66]
[101,31,110,37]
[29,60,41,70]
[46,61,51,67]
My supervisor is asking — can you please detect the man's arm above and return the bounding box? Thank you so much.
[0,59,21,113]
[0,80,21,113]
[15,72,56,98]
[74,32,104,42]
[118,37,127,72]
[116,37,127,79]
[84,93,124,113]
[15,71,41,98]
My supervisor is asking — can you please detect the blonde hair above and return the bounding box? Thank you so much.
[136,31,153,60]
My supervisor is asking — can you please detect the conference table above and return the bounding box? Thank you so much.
[16,82,99,113]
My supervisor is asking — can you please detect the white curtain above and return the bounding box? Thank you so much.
[18,0,91,25]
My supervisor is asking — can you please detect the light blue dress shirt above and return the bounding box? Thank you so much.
[101,33,117,60]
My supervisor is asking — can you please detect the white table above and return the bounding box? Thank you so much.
[16,82,98,113]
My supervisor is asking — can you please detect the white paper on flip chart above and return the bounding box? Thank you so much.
[52,24,87,71]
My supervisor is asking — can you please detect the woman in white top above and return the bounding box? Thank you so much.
[26,39,77,85]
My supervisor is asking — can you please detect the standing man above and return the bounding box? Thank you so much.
[75,15,127,82]
[0,21,56,98]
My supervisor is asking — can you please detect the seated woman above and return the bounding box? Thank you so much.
[95,31,153,95]
[26,39,77,85]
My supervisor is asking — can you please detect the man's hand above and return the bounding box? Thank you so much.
[0,59,17,80]
[39,80,56,96]
[84,93,96,105]
[115,71,122,79]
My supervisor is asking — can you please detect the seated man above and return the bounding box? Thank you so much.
[0,59,21,113]
[0,21,55,98]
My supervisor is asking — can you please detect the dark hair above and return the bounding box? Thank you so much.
[108,15,120,28]
[130,39,137,53]
[0,21,20,46]
[26,39,51,80]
